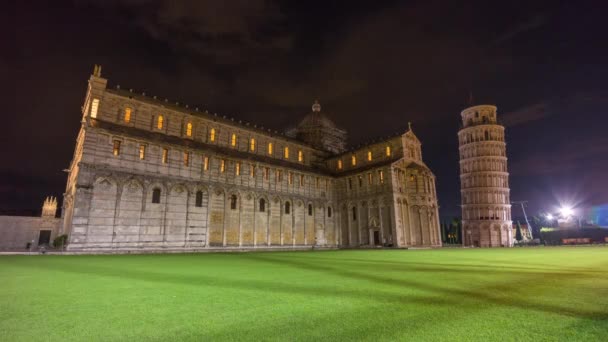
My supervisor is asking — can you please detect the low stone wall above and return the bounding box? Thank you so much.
[0,216,62,250]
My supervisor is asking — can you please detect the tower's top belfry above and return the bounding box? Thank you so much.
[460,105,498,128]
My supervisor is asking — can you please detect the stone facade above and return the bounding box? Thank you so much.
[458,105,513,247]
[61,67,441,252]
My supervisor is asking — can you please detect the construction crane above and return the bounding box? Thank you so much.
[511,201,533,239]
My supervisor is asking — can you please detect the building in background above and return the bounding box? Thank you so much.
[458,105,513,247]
[0,197,61,250]
[58,66,442,252]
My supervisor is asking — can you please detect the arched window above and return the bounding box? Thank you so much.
[367,151,372,161]
[152,188,161,203]
[327,207,332,218]
[352,207,357,221]
[210,128,216,142]
[250,138,256,151]
[186,122,193,137]
[124,107,132,123]
[386,146,391,157]
[231,133,237,147]
[259,198,266,212]
[298,150,303,162]
[268,142,273,155]
[157,115,164,129]
[337,160,343,170]
[351,155,357,166]
[308,204,313,216]
[284,201,291,214]
[195,191,203,207]
[484,130,489,140]
[284,146,289,159]
[230,195,237,210]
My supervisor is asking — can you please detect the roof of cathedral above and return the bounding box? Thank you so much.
[105,87,323,151]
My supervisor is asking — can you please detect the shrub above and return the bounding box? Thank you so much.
[53,234,68,249]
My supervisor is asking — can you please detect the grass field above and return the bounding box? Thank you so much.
[1,247,607,341]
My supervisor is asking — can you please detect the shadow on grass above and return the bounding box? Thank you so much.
[246,253,608,321]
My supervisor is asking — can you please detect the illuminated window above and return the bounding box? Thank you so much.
[367,151,372,161]
[186,122,193,137]
[337,160,343,170]
[230,195,237,210]
[157,115,164,129]
[298,150,303,162]
[195,191,203,207]
[250,138,256,151]
[264,167,270,180]
[299,174,304,187]
[112,140,121,156]
[235,162,241,176]
[231,133,237,147]
[139,144,145,160]
[379,170,384,183]
[152,188,161,203]
[203,156,209,171]
[162,148,168,164]
[288,172,293,185]
[183,152,189,166]
[220,159,225,173]
[351,155,357,166]
[285,201,291,214]
[124,108,132,123]
[268,142,273,155]
[210,128,216,142]
[368,173,373,185]
[386,146,391,157]
[90,99,99,118]
[284,146,289,159]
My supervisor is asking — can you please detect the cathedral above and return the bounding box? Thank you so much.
[60,66,442,252]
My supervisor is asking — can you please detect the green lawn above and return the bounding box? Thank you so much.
[1,247,607,341]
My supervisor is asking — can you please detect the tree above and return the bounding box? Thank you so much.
[515,221,523,241]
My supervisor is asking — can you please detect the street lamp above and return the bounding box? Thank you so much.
[560,206,573,218]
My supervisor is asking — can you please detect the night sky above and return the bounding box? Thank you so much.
[6,0,608,219]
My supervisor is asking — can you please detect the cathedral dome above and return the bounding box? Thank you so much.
[286,100,347,154]
[296,101,340,131]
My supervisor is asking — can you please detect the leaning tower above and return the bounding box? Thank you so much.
[458,105,512,247]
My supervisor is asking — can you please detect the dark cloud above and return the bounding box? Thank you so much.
[502,102,548,127]
[5,0,608,217]
[81,0,291,65]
